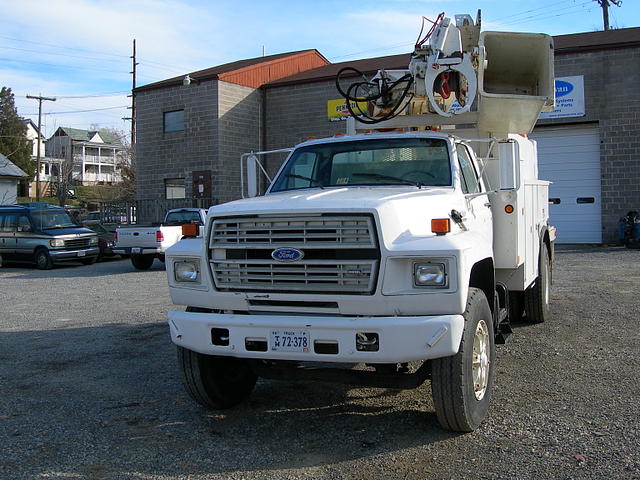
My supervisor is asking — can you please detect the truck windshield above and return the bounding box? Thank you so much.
[31,210,76,229]
[270,138,451,192]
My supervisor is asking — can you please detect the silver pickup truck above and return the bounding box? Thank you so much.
[113,208,206,270]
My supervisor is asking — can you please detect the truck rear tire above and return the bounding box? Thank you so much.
[524,243,550,324]
[130,254,154,270]
[177,346,257,409]
[431,287,495,432]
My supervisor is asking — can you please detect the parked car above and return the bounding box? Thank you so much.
[81,211,101,224]
[83,222,120,260]
[0,203,99,269]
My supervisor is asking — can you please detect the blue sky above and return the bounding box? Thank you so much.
[2,0,638,139]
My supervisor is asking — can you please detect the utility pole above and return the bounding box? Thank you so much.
[26,94,56,201]
[595,0,622,30]
[125,39,138,146]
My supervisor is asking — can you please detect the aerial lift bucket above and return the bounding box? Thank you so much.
[477,31,555,135]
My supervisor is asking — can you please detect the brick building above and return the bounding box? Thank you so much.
[134,28,640,243]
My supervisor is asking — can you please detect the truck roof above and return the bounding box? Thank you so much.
[0,203,64,212]
[293,131,454,149]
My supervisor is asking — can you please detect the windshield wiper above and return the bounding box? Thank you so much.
[44,224,75,229]
[284,173,325,189]
[351,172,423,189]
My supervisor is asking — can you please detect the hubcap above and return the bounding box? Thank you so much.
[472,319,490,400]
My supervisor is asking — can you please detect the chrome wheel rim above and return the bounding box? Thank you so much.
[472,319,490,401]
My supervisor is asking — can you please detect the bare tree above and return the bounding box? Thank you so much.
[52,155,75,207]
[116,144,135,201]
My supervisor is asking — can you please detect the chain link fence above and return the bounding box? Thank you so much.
[99,198,216,225]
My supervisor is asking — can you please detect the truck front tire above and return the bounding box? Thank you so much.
[35,248,53,270]
[524,243,550,323]
[130,254,154,270]
[431,287,495,432]
[177,346,257,410]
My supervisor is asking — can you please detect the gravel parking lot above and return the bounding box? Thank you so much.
[1,246,639,480]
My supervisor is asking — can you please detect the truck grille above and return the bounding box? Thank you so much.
[64,238,91,249]
[209,215,379,294]
[210,215,376,248]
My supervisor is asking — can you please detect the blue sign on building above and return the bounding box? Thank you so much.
[539,76,585,119]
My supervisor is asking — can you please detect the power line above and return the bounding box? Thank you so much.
[0,44,127,63]
[53,93,129,99]
[22,105,128,115]
[491,1,566,22]
[0,33,129,59]
[501,2,594,26]
[1,56,129,74]
[329,42,414,61]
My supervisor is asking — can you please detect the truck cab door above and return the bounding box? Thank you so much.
[456,144,493,244]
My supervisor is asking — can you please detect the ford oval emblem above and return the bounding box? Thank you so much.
[271,247,304,262]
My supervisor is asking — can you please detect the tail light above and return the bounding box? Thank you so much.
[156,230,164,243]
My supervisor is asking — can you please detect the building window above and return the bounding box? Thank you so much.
[165,178,186,199]
[164,110,185,133]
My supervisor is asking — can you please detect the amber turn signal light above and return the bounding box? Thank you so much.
[504,205,514,214]
[431,218,450,235]
[182,223,198,238]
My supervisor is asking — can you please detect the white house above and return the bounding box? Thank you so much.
[0,153,28,205]
[45,127,126,185]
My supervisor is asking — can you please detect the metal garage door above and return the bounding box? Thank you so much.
[530,126,602,243]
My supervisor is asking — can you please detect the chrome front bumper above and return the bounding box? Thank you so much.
[50,247,100,261]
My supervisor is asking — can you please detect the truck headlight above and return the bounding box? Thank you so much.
[50,239,65,247]
[89,236,98,245]
[414,262,447,287]
[174,259,200,283]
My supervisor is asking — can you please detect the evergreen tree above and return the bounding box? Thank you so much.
[0,87,34,177]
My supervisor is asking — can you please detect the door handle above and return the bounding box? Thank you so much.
[484,202,491,208]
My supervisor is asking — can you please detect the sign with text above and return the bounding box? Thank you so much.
[327,99,368,121]
[539,76,585,119]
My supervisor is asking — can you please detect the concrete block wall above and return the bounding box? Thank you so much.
[264,81,346,177]
[135,81,219,202]
[216,82,262,203]
[539,46,640,242]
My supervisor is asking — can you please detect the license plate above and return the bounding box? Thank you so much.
[132,248,141,254]
[77,250,86,257]
[270,330,310,353]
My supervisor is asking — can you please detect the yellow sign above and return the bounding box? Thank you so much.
[327,99,368,121]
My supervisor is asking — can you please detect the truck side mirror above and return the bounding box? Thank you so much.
[498,141,519,191]
[246,154,259,198]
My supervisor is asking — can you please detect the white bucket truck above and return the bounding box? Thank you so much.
[166,12,556,431]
